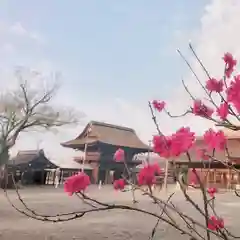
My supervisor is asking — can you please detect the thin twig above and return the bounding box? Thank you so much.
[186,152,211,240]
[149,192,175,240]
[148,101,163,136]
[170,201,204,240]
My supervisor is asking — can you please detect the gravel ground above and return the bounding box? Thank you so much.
[0,185,239,240]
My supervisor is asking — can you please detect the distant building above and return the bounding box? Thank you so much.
[175,129,240,189]
[61,121,150,184]
[7,149,57,187]
[48,158,94,184]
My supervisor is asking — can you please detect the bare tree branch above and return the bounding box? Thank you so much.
[0,70,81,167]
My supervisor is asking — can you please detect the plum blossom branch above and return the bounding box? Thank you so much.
[188,44,211,81]
[5,171,198,238]
[188,43,240,125]
[6,185,201,239]
[126,180,228,239]
[169,201,205,240]
[150,98,236,239]
[6,169,228,239]
[75,193,98,208]
[149,192,175,240]
[186,152,211,240]
[164,108,191,118]
[148,101,163,136]
[177,49,213,104]
[182,79,196,101]
[175,47,240,135]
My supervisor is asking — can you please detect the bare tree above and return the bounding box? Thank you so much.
[0,70,80,182]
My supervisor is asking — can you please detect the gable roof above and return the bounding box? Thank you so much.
[10,150,43,165]
[61,121,150,151]
[9,149,56,168]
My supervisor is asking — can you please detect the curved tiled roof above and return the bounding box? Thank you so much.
[9,149,57,168]
[61,121,149,151]
[10,150,44,165]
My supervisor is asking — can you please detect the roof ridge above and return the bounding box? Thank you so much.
[17,149,44,155]
[90,120,134,132]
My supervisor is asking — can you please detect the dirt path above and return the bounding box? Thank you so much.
[0,186,239,239]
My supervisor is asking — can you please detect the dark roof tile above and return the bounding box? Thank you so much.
[61,121,149,151]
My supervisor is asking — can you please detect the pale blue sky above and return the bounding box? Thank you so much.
[0,0,222,160]
[0,0,207,102]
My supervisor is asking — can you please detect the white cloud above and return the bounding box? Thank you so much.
[29,31,47,45]
[175,0,240,126]
[9,22,27,36]
[2,43,15,54]
[192,0,240,75]
[9,22,46,45]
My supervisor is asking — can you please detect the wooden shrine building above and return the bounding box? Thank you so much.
[61,121,150,184]
[7,149,57,187]
[174,129,240,189]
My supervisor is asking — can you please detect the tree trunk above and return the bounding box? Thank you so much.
[0,144,9,166]
[0,164,7,189]
[0,148,10,189]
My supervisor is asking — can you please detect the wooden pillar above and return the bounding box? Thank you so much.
[221,171,226,188]
[52,171,56,186]
[60,170,63,184]
[105,170,109,184]
[233,172,238,188]
[163,159,169,191]
[214,169,217,185]
[47,171,50,184]
[230,169,232,190]
[41,170,45,184]
[51,171,53,184]
[92,164,99,184]
[227,168,231,190]
[45,172,49,184]
[200,168,203,187]
[206,169,209,188]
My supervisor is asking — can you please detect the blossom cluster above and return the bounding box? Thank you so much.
[151,53,238,159]
[61,53,238,234]
[153,53,238,120]
[152,127,226,159]
[149,52,237,232]
[64,172,90,196]
[113,148,161,190]
[207,216,224,231]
